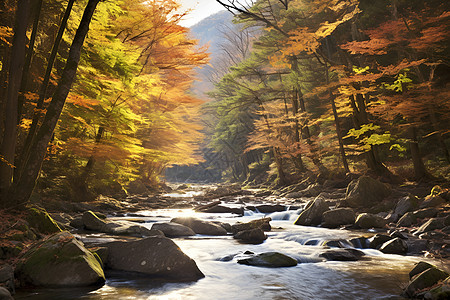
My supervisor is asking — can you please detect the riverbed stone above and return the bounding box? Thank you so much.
[82,211,107,231]
[237,252,297,268]
[234,228,267,244]
[396,212,416,227]
[369,234,392,249]
[0,264,14,294]
[15,231,105,287]
[171,217,227,235]
[151,222,195,237]
[355,213,387,229]
[104,236,204,281]
[424,276,450,300]
[420,195,445,209]
[231,217,272,234]
[322,208,356,228]
[201,205,244,215]
[412,207,439,219]
[402,266,449,298]
[319,248,365,261]
[255,204,286,213]
[0,287,13,300]
[414,218,446,235]
[394,194,420,217]
[294,196,329,226]
[409,261,435,279]
[379,237,408,255]
[345,176,391,207]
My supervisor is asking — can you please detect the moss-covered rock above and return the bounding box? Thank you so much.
[26,206,61,234]
[409,261,435,279]
[237,252,298,268]
[402,266,449,298]
[15,231,105,287]
[425,276,450,300]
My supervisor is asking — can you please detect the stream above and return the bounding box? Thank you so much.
[15,188,446,300]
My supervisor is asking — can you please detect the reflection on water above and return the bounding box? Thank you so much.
[15,209,436,300]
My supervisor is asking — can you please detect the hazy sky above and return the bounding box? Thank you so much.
[178,0,225,27]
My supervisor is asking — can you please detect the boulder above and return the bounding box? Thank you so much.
[201,205,244,215]
[355,213,387,229]
[82,211,107,232]
[104,236,204,281]
[70,217,84,229]
[237,252,297,268]
[402,267,449,298]
[396,212,416,227]
[349,237,370,249]
[369,234,392,249]
[171,217,227,236]
[0,264,14,294]
[0,287,13,300]
[409,261,435,279]
[412,207,439,219]
[300,183,322,197]
[15,232,105,287]
[234,228,267,244]
[420,195,445,209]
[319,248,365,261]
[322,208,356,228]
[231,218,271,234]
[414,218,446,235]
[213,221,232,232]
[379,237,408,255]
[255,204,286,213]
[294,196,329,226]
[394,194,419,216]
[424,276,450,300]
[345,176,391,207]
[151,222,195,237]
[26,206,61,234]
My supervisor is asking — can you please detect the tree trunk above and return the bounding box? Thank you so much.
[0,0,31,201]
[409,126,428,180]
[15,0,75,182]
[7,0,101,207]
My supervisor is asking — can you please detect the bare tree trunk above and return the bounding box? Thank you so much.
[7,0,100,207]
[408,126,428,180]
[0,0,31,201]
[15,0,75,182]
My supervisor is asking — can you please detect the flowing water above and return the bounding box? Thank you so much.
[15,192,446,300]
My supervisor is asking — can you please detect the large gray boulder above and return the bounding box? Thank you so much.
[231,218,271,234]
[294,196,329,226]
[171,217,227,235]
[237,252,297,268]
[151,222,195,237]
[104,236,204,281]
[15,232,105,287]
[345,176,391,207]
[355,213,387,229]
[234,228,267,244]
[396,212,416,227]
[82,211,107,231]
[394,194,419,217]
[322,208,356,228]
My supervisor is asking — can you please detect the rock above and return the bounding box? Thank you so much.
[231,218,272,234]
[151,222,195,237]
[26,206,61,234]
[319,248,365,261]
[237,252,297,268]
[321,208,356,228]
[0,287,13,300]
[405,238,429,255]
[171,217,227,235]
[104,236,204,281]
[213,221,232,232]
[0,264,14,294]
[195,200,221,211]
[369,234,392,249]
[345,176,391,207]
[389,230,408,239]
[15,232,105,287]
[394,194,420,216]
[234,228,267,244]
[0,242,22,260]
[355,213,387,229]
[412,207,439,219]
[402,267,449,298]
[323,239,353,248]
[420,195,445,209]
[349,237,370,248]
[379,237,408,255]
[396,212,417,227]
[294,196,329,226]
[255,204,286,213]
[202,205,244,215]
[300,183,322,197]
[69,216,84,229]
[102,221,163,237]
[82,211,107,232]
[409,261,435,279]
[414,218,446,235]
[424,276,450,300]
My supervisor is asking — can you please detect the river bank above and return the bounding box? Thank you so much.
[1,176,449,299]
